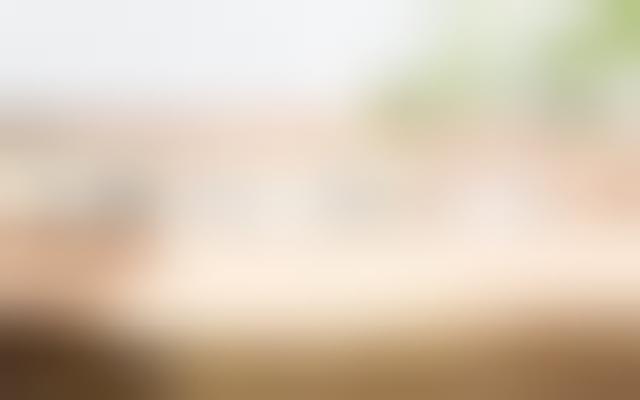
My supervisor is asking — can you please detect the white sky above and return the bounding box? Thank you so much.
[0,0,423,100]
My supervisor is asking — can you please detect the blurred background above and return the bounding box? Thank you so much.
[2,0,640,399]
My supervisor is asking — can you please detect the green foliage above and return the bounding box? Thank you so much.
[379,0,640,125]
[545,0,640,113]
